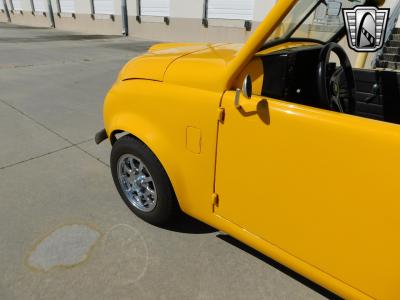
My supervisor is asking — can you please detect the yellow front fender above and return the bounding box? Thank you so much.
[104,79,222,224]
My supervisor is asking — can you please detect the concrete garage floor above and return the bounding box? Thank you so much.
[0,23,339,300]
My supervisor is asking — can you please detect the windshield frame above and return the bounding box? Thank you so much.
[260,0,348,50]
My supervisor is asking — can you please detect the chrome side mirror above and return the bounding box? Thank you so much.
[242,75,252,99]
[235,75,252,109]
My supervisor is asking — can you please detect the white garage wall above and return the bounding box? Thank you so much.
[33,0,46,12]
[60,0,75,13]
[71,0,90,14]
[170,0,202,18]
[12,0,23,10]
[128,0,274,20]
[21,0,33,11]
[141,0,169,16]
[94,0,114,14]
[253,0,276,22]
[208,0,254,20]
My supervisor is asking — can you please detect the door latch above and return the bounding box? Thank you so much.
[218,108,225,123]
[212,193,219,211]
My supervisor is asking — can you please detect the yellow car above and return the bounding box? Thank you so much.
[96,0,400,299]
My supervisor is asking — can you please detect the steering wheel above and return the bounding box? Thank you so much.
[317,43,356,114]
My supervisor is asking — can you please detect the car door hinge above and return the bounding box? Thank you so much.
[212,193,219,211]
[218,108,225,123]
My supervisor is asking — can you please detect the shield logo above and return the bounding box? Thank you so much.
[343,6,390,52]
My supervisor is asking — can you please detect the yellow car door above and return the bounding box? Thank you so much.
[215,91,400,299]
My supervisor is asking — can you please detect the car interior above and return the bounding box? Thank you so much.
[258,44,400,124]
[250,0,400,125]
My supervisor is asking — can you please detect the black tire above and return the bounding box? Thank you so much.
[110,135,179,225]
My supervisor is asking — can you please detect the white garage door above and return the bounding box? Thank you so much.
[33,0,46,12]
[12,0,22,10]
[208,0,254,20]
[60,0,75,13]
[141,0,169,17]
[94,0,114,14]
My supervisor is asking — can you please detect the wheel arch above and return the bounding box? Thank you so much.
[106,114,185,210]
[103,79,220,221]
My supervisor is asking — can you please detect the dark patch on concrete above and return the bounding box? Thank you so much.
[45,34,121,41]
[27,224,100,272]
[0,23,50,30]
[100,41,157,52]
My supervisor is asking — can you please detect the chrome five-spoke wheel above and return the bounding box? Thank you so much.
[117,154,157,212]
[111,135,179,225]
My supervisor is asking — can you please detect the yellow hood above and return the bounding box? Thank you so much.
[118,41,321,92]
[118,43,226,82]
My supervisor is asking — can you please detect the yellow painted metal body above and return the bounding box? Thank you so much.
[216,94,400,300]
[102,1,399,299]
